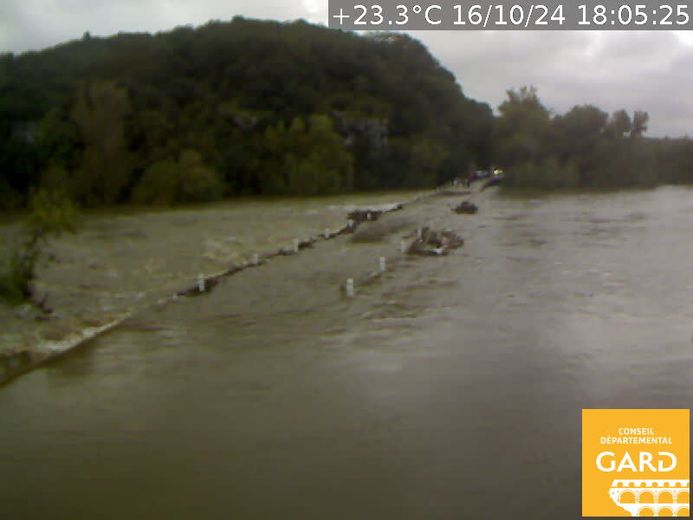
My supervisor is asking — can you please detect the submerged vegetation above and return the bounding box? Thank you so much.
[0,189,78,305]
[0,18,692,208]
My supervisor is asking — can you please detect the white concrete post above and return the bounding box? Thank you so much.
[345,278,355,298]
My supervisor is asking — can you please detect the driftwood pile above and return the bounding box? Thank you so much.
[432,189,471,197]
[453,201,478,215]
[348,209,383,223]
[347,203,403,223]
[407,227,464,256]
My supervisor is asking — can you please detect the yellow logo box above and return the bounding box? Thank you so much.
[582,409,690,517]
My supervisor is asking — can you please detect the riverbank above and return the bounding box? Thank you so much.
[1,190,440,385]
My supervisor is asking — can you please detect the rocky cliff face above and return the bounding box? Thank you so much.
[332,111,389,152]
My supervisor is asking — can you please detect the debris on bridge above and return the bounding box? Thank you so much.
[346,203,403,224]
[433,189,471,197]
[407,227,464,256]
[453,201,479,215]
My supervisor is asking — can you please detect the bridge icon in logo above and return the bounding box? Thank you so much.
[609,479,690,517]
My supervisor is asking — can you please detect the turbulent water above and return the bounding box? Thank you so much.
[0,192,416,354]
[1,186,693,518]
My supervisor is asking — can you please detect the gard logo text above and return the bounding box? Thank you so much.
[582,409,690,517]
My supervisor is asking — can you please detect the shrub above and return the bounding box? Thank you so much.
[27,188,79,239]
[132,150,223,205]
[0,189,78,306]
[0,243,36,305]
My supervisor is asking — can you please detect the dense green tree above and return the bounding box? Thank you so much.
[70,80,133,205]
[0,18,494,204]
[552,105,608,184]
[495,87,552,168]
[36,107,81,171]
[132,149,223,205]
[261,115,353,195]
[0,19,692,200]
[631,111,649,138]
[607,109,632,138]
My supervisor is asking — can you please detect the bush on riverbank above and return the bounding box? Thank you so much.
[0,245,35,305]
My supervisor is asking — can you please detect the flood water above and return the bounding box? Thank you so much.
[0,192,416,351]
[2,187,693,518]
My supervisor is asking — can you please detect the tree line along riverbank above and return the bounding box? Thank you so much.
[2,18,693,212]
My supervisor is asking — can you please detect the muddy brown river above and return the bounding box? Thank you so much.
[1,187,692,518]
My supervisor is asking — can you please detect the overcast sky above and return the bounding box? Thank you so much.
[1,0,691,136]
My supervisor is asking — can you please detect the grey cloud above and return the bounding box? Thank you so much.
[0,0,305,51]
[418,30,693,135]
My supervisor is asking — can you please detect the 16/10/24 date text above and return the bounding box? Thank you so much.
[328,1,693,30]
